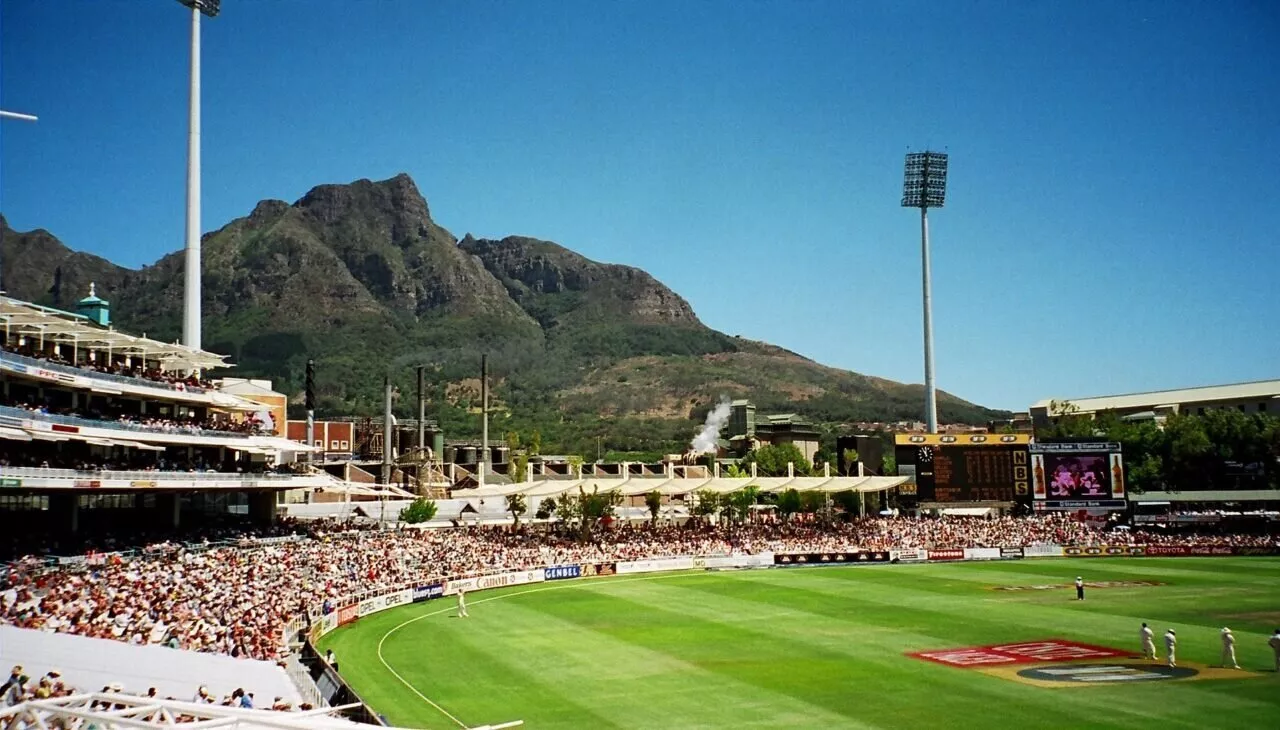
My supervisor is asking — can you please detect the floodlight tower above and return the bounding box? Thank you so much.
[177,0,220,353]
[901,151,948,433]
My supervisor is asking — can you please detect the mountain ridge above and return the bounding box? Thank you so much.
[1,174,1006,456]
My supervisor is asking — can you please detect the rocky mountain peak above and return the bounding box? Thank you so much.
[293,173,438,246]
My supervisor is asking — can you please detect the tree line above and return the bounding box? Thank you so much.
[1040,403,1280,492]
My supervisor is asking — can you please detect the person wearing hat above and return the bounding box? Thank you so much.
[1220,627,1240,669]
[1268,628,1280,671]
[1164,628,1178,667]
[1140,622,1157,661]
[1075,576,1085,601]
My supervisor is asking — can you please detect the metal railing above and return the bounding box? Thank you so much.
[0,404,253,439]
[0,349,209,393]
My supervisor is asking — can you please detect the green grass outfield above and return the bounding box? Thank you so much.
[319,557,1280,729]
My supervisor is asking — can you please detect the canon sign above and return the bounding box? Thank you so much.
[444,569,546,596]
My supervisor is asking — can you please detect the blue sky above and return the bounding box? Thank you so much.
[2,1,1277,412]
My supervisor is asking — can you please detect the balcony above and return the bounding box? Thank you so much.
[0,405,254,440]
[1,349,209,394]
[0,464,335,491]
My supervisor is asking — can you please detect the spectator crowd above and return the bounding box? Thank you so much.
[4,397,265,437]
[3,515,1277,665]
[2,341,213,392]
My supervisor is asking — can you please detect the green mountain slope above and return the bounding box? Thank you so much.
[1,174,1005,456]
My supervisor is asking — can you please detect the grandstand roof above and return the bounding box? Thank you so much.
[0,625,301,708]
[0,295,229,372]
[1030,379,1280,414]
[0,694,402,730]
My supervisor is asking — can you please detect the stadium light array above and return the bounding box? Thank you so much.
[901,151,949,433]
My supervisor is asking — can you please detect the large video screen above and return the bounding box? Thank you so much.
[1044,453,1112,499]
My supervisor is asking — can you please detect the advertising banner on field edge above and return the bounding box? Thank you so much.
[1063,545,1146,557]
[1023,544,1065,558]
[773,551,891,566]
[999,547,1025,560]
[616,557,695,575]
[963,547,1002,561]
[313,612,338,639]
[579,562,617,577]
[444,569,546,596]
[694,554,775,570]
[336,604,358,626]
[892,549,928,563]
[1143,545,1233,557]
[928,549,966,562]
[545,564,582,581]
[413,582,444,602]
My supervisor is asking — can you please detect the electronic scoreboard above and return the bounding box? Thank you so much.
[894,433,1032,505]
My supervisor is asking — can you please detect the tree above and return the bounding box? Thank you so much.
[692,490,721,519]
[776,489,801,521]
[535,497,556,520]
[722,486,759,525]
[799,491,826,515]
[747,443,813,476]
[831,489,860,516]
[505,493,527,526]
[1038,400,1096,439]
[841,448,860,476]
[529,430,542,456]
[645,489,663,524]
[881,452,897,476]
[400,498,438,524]
[576,486,622,541]
[723,463,749,478]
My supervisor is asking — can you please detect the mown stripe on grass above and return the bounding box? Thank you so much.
[385,583,880,729]
[574,575,1223,730]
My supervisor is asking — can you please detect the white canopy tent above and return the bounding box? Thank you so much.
[454,475,910,499]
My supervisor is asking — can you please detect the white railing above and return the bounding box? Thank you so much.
[0,465,299,481]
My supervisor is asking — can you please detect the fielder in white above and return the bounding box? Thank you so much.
[457,588,469,618]
[1269,628,1280,672]
[1220,627,1240,669]
[1140,622,1157,660]
[1164,629,1177,667]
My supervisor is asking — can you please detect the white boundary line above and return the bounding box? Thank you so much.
[374,572,715,728]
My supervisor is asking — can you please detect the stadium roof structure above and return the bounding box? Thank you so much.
[0,694,394,730]
[456,475,911,499]
[0,295,230,372]
[1030,379,1280,415]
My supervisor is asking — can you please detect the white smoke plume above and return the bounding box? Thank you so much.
[690,396,732,455]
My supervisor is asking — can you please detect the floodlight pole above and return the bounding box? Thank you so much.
[901,151,948,434]
[920,204,936,433]
[178,0,220,353]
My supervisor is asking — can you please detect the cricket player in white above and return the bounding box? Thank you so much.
[1074,576,1085,601]
[1220,627,1240,669]
[1140,622,1157,660]
[457,588,469,618]
[1164,629,1177,667]
[1269,628,1280,672]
